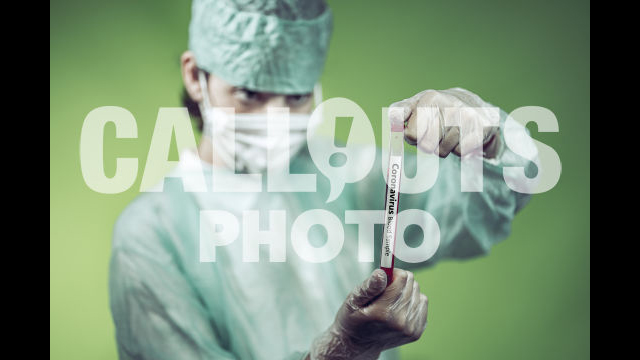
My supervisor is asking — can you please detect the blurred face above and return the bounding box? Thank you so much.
[205,73,314,114]
[180,50,317,165]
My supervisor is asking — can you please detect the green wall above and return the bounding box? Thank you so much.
[50,0,590,358]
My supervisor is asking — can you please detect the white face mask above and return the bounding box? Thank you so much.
[198,71,322,174]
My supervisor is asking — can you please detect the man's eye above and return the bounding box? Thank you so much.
[233,88,261,103]
[287,93,312,107]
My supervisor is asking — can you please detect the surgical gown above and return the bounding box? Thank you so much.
[109,113,537,360]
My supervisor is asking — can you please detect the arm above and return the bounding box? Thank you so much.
[109,203,310,360]
[110,244,425,360]
[358,88,537,270]
[398,107,536,268]
[109,247,237,360]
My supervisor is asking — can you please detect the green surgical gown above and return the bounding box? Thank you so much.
[109,114,536,359]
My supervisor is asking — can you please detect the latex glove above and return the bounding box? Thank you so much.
[308,268,428,360]
[389,87,502,159]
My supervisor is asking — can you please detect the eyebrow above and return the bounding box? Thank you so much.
[233,87,312,98]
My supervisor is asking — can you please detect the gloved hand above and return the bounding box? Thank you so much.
[308,268,428,360]
[389,87,502,159]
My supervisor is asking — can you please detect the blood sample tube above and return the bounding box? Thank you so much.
[380,108,405,285]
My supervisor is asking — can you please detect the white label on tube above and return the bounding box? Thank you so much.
[381,155,402,268]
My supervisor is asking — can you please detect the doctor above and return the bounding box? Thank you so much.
[109,0,536,359]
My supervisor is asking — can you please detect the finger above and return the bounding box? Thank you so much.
[453,143,461,157]
[482,132,501,159]
[397,270,415,306]
[415,106,443,154]
[389,90,427,132]
[367,269,409,316]
[350,269,388,308]
[453,111,484,157]
[414,294,429,336]
[402,90,439,146]
[420,294,429,326]
[415,91,466,154]
[437,126,459,158]
[407,281,422,325]
[458,132,485,158]
[483,125,499,144]
[402,282,423,338]
[385,268,410,301]
[412,281,421,308]
[404,109,418,145]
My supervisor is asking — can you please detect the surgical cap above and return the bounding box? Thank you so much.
[189,0,333,94]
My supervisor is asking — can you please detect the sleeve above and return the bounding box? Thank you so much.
[360,108,538,270]
[109,198,312,360]
[109,246,237,360]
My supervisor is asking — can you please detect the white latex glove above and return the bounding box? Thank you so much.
[308,268,428,360]
[389,87,502,159]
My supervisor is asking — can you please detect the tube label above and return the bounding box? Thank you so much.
[381,155,402,268]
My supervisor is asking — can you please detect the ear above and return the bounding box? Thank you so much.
[181,51,204,103]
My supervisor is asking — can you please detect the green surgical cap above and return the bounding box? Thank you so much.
[189,0,333,94]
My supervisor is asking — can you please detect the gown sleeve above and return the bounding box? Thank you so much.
[356,108,539,270]
[109,196,310,360]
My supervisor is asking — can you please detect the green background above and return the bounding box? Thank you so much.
[50,0,590,359]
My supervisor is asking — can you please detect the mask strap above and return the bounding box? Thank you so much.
[197,70,215,136]
[198,70,212,110]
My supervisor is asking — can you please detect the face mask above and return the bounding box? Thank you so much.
[198,71,322,174]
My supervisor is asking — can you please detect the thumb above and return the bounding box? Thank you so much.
[349,269,388,309]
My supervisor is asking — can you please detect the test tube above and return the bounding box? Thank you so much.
[380,109,405,285]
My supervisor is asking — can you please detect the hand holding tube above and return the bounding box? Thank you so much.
[390,87,502,159]
[309,268,428,360]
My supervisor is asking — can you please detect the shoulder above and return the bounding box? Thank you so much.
[112,192,169,251]
[112,173,203,256]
